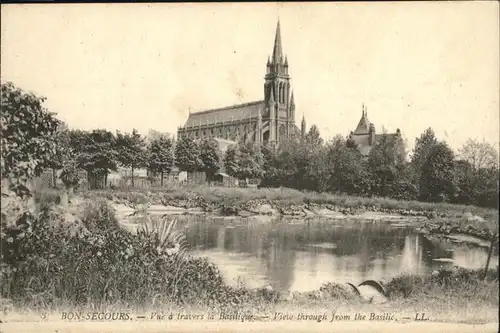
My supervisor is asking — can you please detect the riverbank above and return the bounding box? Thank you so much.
[80,185,498,220]
[72,185,498,241]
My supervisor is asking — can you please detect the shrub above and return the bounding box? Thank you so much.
[386,267,499,302]
[0,200,251,309]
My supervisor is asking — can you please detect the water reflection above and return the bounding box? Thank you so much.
[181,216,497,292]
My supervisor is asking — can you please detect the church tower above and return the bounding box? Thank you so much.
[264,20,294,145]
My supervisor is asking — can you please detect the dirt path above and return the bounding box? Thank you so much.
[2,321,498,333]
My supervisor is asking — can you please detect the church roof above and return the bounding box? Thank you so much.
[184,100,264,127]
[354,107,372,134]
[354,116,371,134]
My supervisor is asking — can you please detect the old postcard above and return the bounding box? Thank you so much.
[1,2,499,333]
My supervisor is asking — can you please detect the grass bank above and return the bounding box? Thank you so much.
[80,185,497,219]
[72,185,499,240]
[1,198,498,324]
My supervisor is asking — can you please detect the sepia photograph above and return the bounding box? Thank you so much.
[1,2,499,332]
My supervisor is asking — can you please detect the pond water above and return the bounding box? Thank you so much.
[175,215,498,292]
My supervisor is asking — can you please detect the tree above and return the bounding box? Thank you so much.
[236,143,263,181]
[223,144,240,178]
[270,136,300,189]
[326,136,370,196]
[458,138,499,171]
[299,126,327,190]
[0,82,61,198]
[69,129,118,189]
[174,136,202,173]
[116,129,148,187]
[259,143,281,187]
[47,122,71,188]
[472,166,499,208]
[451,139,499,208]
[305,125,323,147]
[147,129,172,143]
[306,145,330,192]
[199,138,222,182]
[419,141,456,202]
[367,133,407,196]
[411,128,438,170]
[452,160,476,205]
[147,134,174,186]
[223,143,263,183]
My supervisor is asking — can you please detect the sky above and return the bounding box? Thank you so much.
[1,2,499,151]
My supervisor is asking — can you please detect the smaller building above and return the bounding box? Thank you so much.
[348,104,401,156]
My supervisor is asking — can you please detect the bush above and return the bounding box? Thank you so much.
[387,181,418,201]
[386,267,499,303]
[0,199,258,309]
[34,189,61,211]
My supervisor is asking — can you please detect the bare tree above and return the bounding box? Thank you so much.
[458,138,499,171]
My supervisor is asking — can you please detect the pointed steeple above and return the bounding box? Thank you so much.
[290,90,295,106]
[354,103,371,134]
[272,20,283,64]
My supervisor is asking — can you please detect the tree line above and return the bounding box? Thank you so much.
[1,82,498,208]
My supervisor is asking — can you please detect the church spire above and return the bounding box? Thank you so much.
[272,20,283,64]
[290,90,295,106]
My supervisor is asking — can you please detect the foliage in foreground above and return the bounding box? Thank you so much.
[386,267,499,305]
[0,200,251,309]
[0,82,61,198]
[1,195,498,311]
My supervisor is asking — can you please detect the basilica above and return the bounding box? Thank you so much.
[176,21,400,155]
[177,21,304,146]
